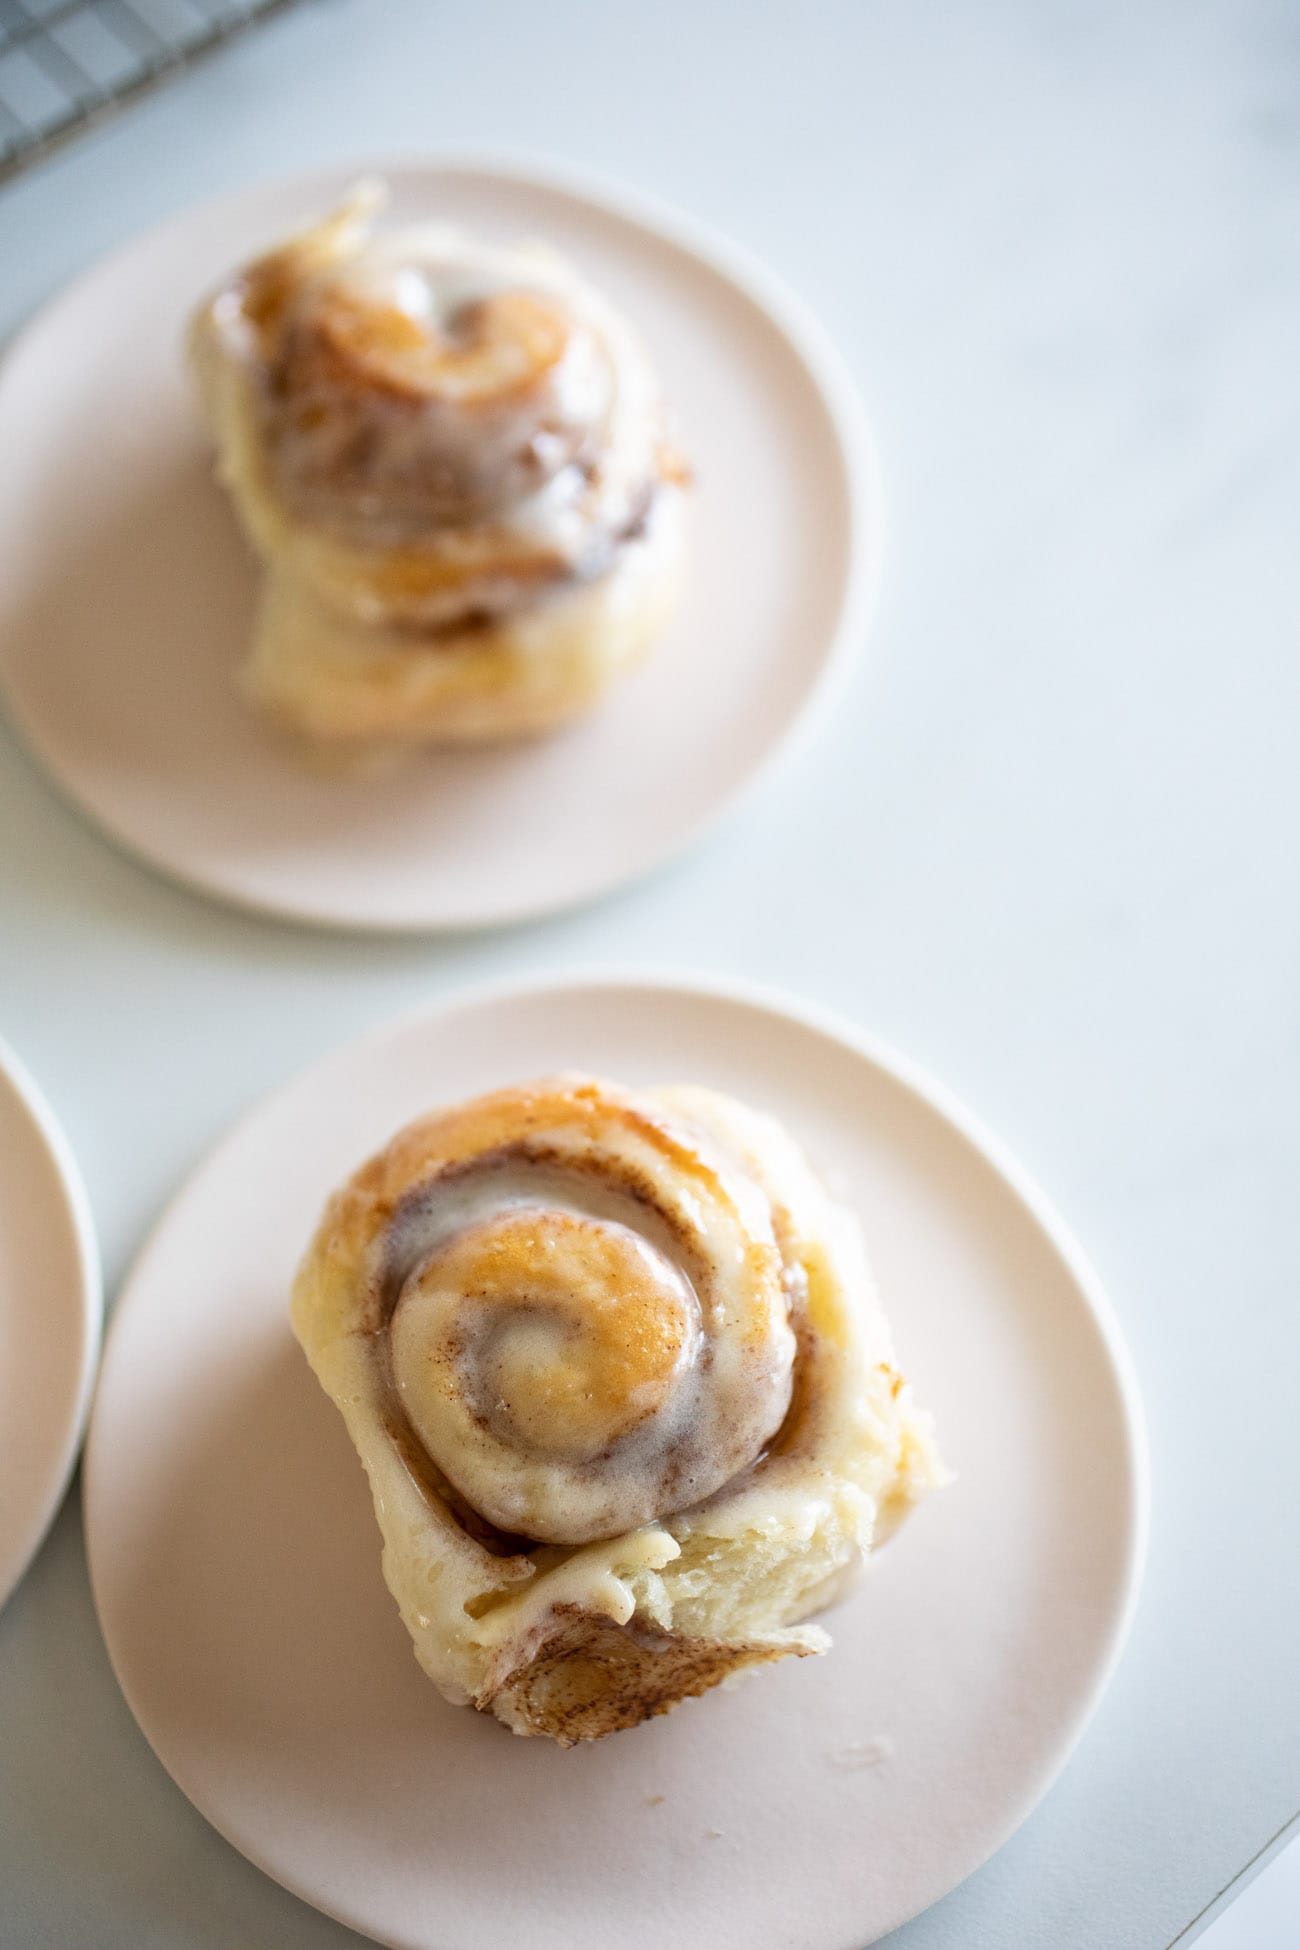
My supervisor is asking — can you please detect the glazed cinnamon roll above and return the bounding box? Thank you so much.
[292,1076,942,1744]
[190,185,689,751]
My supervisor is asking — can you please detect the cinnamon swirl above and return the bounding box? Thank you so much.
[190,185,689,751]
[291,1076,941,1743]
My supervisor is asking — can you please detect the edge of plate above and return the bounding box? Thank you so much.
[0,1033,103,1610]
[83,965,1147,1948]
[0,151,883,934]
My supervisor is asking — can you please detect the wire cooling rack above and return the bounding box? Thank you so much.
[0,0,306,186]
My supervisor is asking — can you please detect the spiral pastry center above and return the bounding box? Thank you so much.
[394,1208,699,1478]
[314,285,573,406]
[262,247,615,535]
[370,1082,798,1547]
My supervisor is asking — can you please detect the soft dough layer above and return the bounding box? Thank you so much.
[190,186,689,752]
[239,490,685,747]
[291,1076,943,1744]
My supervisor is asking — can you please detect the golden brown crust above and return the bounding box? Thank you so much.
[291,1074,943,1743]
[490,1608,810,1746]
[190,191,690,750]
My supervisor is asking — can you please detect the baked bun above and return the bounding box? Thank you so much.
[190,185,688,752]
[291,1075,941,1744]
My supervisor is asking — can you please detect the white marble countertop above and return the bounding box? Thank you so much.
[1,2,1297,1945]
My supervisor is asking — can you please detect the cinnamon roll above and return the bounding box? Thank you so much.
[292,1075,942,1744]
[190,185,689,751]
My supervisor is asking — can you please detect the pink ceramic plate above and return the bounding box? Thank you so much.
[0,159,877,930]
[0,1037,100,1610]
[85,973,1146,1950]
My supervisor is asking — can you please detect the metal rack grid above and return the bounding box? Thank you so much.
[0,0,306,187]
